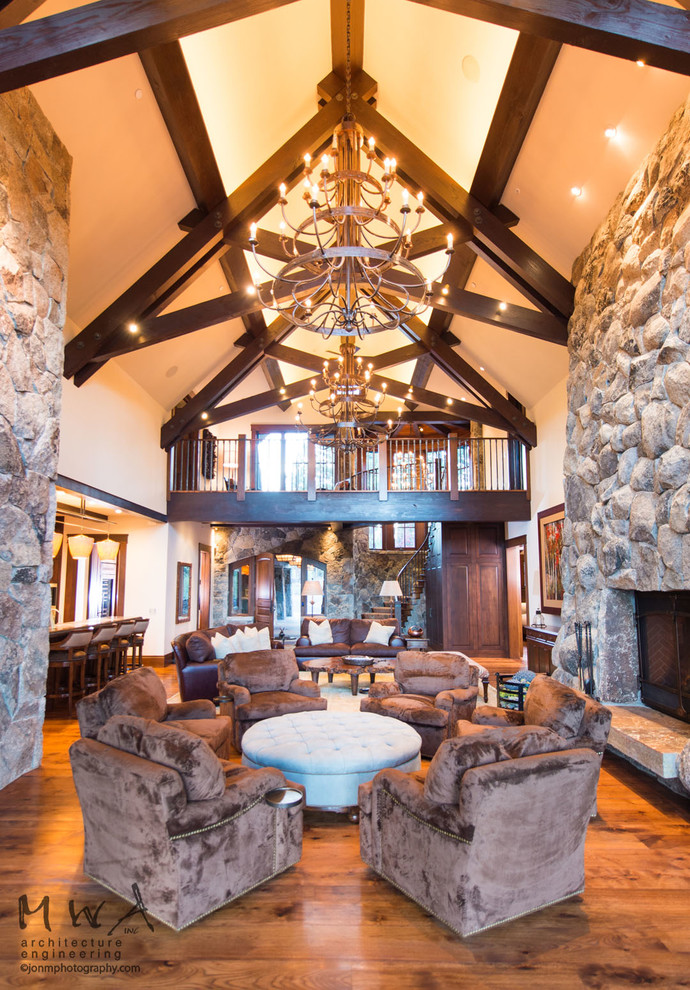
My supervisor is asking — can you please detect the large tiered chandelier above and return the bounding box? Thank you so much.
[248,1,453,339]
[294,337,402,451]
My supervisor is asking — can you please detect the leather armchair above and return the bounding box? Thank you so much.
[360,651,479,757]
[70,715,304,930]
[470,673,612,758]
[77,666,232,758]
[218,649,327,751]
[359,726,601,936]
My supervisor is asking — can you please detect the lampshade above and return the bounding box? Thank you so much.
[301,580,323,597]
[380,580,403,598]
[51,532,63,558]
[67,533,94,560]
[96,538,119,562]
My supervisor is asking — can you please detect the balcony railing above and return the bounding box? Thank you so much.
[169,435,529,499]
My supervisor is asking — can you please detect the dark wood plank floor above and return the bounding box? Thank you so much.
[1,669,689,989]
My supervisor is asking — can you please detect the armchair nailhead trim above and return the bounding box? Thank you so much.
[381,787,471,845]
[170,795,264,840]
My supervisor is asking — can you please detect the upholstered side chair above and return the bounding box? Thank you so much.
[70,715,304,930]
[218,648,327,751]
[77,665,232,758]
[359,726,602,936]
[360,651,479,757]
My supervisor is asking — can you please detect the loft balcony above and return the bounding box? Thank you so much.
[166,435,531,525]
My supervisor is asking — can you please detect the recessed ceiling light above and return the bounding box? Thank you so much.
[480,366,485,371]
[636,60,645,67]
[498,302,507,311]
[115,508,122,514]
[134,89,143,100]
[571,186,583,198]
[127,322,138,333]
[441,286,449,296]
[446,397,453,405]
[201,412,208,420]
[247,284,256,295]
[460,397,467,401]
[604,127,617,140]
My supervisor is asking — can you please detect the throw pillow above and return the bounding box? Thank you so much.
[236,626,258,652]
[97,715,225,801]
[256,626,271,650]
[185,632,214,664]
[364,620,393,647]
[211,631,236,660]
[309,619,333,646]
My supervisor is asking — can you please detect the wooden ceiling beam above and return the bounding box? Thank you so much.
[317,68,377,105]
[264,341,427,374]
[368,374,516,433]
[357,100,574,319]
[202,376,320,428]
[429,284,568,344]
[407,0,690,76]
[379,222,471,259]
[470,34,561,210]
[160,316,294,447]
[401,315,537,446]
[65,96,343,381]
[330,0,364,79]
[0,0,304,93]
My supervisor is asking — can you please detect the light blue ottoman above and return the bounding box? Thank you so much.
[241,711,422,813]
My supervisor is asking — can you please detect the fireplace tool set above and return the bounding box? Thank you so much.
[575,621,595,697]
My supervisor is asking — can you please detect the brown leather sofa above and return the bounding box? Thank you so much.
[70,714,304,930]
[294,617,405,661]
[359,726,602,936]
[77,666,232,757]
[172,622,273,703]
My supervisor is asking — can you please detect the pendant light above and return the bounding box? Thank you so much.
[52,532,63,558]
[67,498,94,560]
[96,534,119,562]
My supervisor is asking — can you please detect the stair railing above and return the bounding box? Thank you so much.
[396,528,431,617]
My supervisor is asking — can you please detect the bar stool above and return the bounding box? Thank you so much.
[84,623,118,692]
[111,620,139,676]
[128,618,150,669]
[47,631,93,716]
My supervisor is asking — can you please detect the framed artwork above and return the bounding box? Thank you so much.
[176,562,192,623]
[537,503,565,615]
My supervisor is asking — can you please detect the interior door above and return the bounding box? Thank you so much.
[506,542,525,659]
[255,552,275,638]
[198,543,211,629]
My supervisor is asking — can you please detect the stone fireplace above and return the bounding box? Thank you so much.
[553,94,690,707]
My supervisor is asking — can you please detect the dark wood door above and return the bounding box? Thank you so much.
[443,523,508,657]
[198,543,211,629]
[254,552,275,638]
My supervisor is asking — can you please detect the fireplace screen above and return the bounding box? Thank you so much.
[636,592,690,723]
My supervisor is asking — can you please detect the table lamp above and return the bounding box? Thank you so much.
[302,579,323,616]
[380,580,403,604]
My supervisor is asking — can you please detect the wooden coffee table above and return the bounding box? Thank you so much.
[301,657,395,696]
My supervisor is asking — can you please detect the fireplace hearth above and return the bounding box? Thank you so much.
[636,592,690,724]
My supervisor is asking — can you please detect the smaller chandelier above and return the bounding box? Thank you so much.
[249,116,453,339]
[295,337,402,451]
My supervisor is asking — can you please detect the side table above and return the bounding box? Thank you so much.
[404,637,429,651]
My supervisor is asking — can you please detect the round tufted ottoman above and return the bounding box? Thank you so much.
[241,711,422,812]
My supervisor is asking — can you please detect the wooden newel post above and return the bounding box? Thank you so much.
[237,434,246,501]
[307,437,316,501]
[449,433,459,501]
[378,440,388,501]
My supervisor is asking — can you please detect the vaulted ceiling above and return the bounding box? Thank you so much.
[8,0,690,449]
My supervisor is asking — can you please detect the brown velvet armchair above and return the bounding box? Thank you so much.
[77,666,232,758]
[359,726,602,936]
[70,715,304,930]
[218,648,327,751]
[359,651,479,757]
[469,673,612,758]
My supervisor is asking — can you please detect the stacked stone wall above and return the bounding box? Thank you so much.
[0,91,71,788]
[555,96,690,701]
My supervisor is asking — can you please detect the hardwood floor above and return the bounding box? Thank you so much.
[2,671,690,989]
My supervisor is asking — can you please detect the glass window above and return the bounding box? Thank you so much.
[369,525,383,550]
[230,561,251,614]
[393,523,416,548]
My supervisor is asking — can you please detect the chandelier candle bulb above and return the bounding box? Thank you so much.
[447,233,454,250]
[279,183,287,198]
[250,222,257,241]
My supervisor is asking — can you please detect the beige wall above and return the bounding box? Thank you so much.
[507,373,568,620]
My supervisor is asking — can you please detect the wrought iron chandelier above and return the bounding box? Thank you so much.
[248,1,453,339]
[294,337,402,452]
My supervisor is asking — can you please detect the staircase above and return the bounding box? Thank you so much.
[361,530,431,627]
